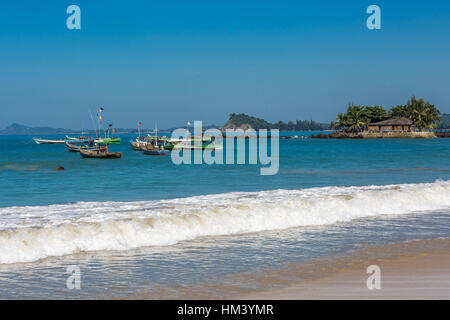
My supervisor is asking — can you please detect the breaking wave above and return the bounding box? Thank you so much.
[1,180,450,264]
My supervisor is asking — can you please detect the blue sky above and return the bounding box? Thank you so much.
[0,0,449,129]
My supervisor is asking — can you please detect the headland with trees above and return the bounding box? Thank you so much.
[314,96,444,139]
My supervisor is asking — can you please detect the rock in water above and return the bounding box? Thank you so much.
[56,166,65,171]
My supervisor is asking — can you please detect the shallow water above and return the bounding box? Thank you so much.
[1,133,450,298]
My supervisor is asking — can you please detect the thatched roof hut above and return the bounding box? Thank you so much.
[367,117,415,132]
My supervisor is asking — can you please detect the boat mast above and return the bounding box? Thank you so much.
[154,120,158,148]
[89,109,98,139]
[97,107,104,139]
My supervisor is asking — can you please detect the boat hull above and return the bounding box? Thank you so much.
[173,144,222,150]
[66,142,105,153]
[96,138,122,145]
[130,141,142,151]
[66,136,94,141]
[143,150,169,156]
[80,150,122,159]
[33,138,66,144]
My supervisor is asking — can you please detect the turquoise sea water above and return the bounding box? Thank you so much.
[1,133,450,207]
[1,132,450,298]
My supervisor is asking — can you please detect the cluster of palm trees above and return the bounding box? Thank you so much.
[333,96,441,132]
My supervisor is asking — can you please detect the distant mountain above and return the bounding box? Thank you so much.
[0,123,78,135]
[0,123,222,135]
[222,113,330,131]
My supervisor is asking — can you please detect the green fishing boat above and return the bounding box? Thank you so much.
[145,135,175,150]
[95,137,122,145]
[92,108,122,145]
[171,135,221,150]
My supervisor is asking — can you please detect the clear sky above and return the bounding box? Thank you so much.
[0,0,449,129]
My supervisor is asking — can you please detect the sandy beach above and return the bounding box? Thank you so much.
[130,238,450,300]
[243,238,450,300]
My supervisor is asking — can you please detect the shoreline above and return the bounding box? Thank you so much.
[311,131,436,139]
[242,238,450,300]
[130,238,450,300]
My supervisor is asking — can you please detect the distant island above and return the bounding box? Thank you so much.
[0,123,79,135]
[312,96,449,139]
[0,115,330,135]
[222,113,330,131]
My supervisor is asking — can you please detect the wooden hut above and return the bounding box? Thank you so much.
[367,117,415,132]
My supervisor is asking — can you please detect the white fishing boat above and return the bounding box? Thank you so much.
[33,138,66,145]
[66,135,94,141]
[173,139,222,150]
[65,142,105,152]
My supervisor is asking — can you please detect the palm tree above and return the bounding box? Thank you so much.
[334,112,349,130]
[364,106,387,123]
[391,96,441,129]
[346,105,367,132]
[335,104,371,132]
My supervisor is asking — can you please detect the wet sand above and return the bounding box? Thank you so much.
[243,238,450,300]
[132,238,450,300]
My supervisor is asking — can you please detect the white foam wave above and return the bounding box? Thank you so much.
[1,180,450,264]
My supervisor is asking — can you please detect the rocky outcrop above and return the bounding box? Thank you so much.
[311,131,436,139]
[221,122,254,131]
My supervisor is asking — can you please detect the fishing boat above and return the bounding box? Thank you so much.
[173,142,222,150]
[66,135,95,141]
[130,134,148,151]
[65,137,95,144]
[130,121,145,150]
[130,140,142,151]
[147,136,174,150]
[143,148,169,156]
[79,148,122,159]
[142,122,170,155]
[131,136,174,151]
[95,137,122,145]
[172,136,222,150]
[65,142,105,153]
[169,134,222,149]
[91,108,122,145]
[160,137,175,150]
[141,140,170,155]
[33,138,66,144]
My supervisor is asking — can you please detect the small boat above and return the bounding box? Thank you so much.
[141,141,170,155]
[143,148,169,156]
[66,138,95,144]
[66,142,105,153]
[66,135,94,141]
[33,138,66,144]
[130,140,142,151]
[130,136,148,150]
[95,137,122,145]
[130,137,174,151]
[173,140,222,150]
[80,149,122,159]
[170,134,221,150]
[141,123,170,155]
